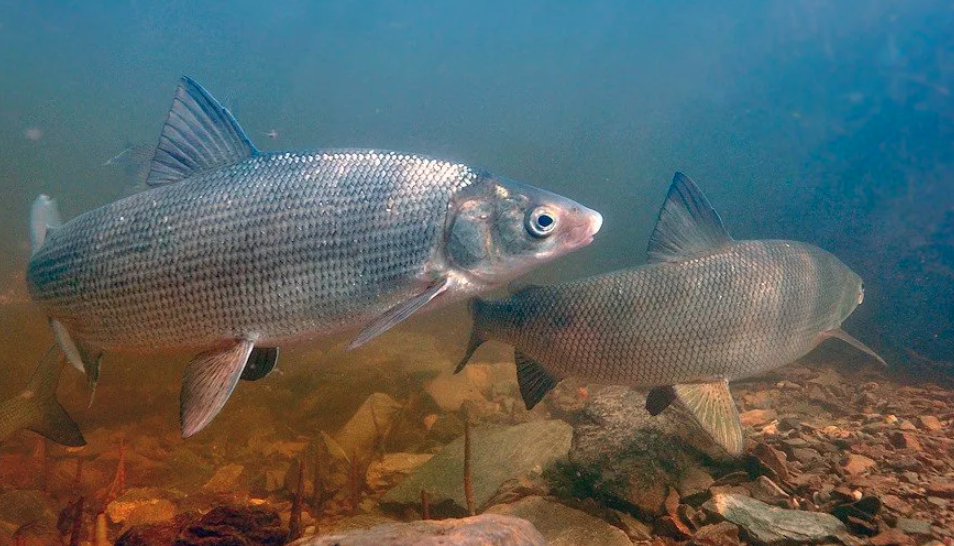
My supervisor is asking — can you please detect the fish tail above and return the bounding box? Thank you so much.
[0,346,86,447]
[453,299,487,374]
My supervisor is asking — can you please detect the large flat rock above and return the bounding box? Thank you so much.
[382,420,572,516]
[703,493,849,546]
[290,514,545,546]
[486,496,631,546]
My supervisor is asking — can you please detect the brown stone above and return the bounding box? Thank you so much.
[926,481,954,498]
[869,528,915,546]
[843,454,876,475]
[691,522,741,546]
[740,409,778,428]
[888,431,921,451]
[752,443,789,482]
[916,415,943,431]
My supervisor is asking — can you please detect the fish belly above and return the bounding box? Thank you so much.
[26,151,477,349]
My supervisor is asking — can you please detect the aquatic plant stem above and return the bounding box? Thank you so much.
[312,437,326,514]
[421,489,430,520]
[288,458,305,541]
[68,496,84,546]
[464,410,475,516]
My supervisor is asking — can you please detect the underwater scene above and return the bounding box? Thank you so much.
[1,1,953,545]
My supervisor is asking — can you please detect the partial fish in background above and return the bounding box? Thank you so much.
[0,346,85,446]
[27,77,603,438]
[457,173,885,455]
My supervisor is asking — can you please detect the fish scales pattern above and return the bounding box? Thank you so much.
[27,150,478,348]
[479,240,850,385]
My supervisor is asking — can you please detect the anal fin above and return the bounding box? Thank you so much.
[672,380,744,456]
[50,320,104,401]
[347,278,449,350]
[514,350,561,410]
[180,340,254,438]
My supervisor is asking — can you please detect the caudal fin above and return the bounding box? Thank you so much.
[0,346,86,447]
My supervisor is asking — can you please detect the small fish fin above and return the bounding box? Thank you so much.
[347,278,449,350]
[514,350,560,410]
[30,195,62,255]
[5,346,86,447]
[146,77,258,187]
[454,300,486,374]
[818,328,888,367]
[672,380,744,456]
[645,385,677,416]
[241,347,279,381]
[647,172,732,263]
[50,320,102,381]
[180,339,254,438]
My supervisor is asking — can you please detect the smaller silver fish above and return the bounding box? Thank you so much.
[457,173,886,455]
[0,346,85,446]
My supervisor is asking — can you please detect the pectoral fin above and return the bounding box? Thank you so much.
[670,380,744,456]
[818,328,888,367]
[180,340,254,438]
[514,350,561,410]
[50,319,104,405]
[347,278,449,350]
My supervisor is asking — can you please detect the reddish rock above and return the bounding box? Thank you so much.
[889,431,922,451]
[916,415,943,431]
[843,454,876,475]
[740,409,778,428]
[691,522,741,546]
[926,481,954,498]
[870,528,914,546]
[752,443,789,482]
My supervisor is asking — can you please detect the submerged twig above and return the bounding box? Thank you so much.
[33,437,48,492]
[464,410,475,516]
[93,512,109,546]
[421,489,430,520]
[349,449,361,514]
[312,438,327,514]
[68,496,85,546]
[102,438,126,506]
[288,458,305,542]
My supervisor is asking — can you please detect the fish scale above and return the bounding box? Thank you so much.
[478,240,848,387]
[28,150,477,348]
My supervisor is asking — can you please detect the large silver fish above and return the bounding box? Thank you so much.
[0,346,85,447]
[457,173,885,455]
[26,77,603,438]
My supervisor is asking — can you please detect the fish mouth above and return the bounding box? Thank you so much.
[566,208,603,249]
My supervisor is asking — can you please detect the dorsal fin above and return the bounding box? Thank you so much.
[647,172,732,263]
[146,77,257,187]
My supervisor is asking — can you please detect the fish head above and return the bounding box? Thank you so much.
[826,253,867,326]
[444,175,602,286]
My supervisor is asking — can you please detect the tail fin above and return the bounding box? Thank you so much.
[30,195,62,255]
[453,300,486,374]
[0,346,86,446]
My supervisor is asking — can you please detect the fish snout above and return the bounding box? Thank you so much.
[563,205,603,249]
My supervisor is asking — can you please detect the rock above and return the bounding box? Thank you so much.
[692,521,742,546]
[106,488,183,525]
[115,521,184,546]
[926,481,954,498]
[176,504,286,546]
[740,409,778,428]
[0,490,57,527]
[678,465,716,500]
[888,431,921,451]
[290,514,545,546]
[747,476,789,506]
[702,493,848,546]
[486,496,630,546]
[333,392,402,460]
[870,528,915,546]
[365,452,434,490]
[610,510,653,541]
[382,420,571,516]
[843,454,876,475]
[203,464,246,493]
[124,500,177,528]
[324,514,400,534]
[567,386,716,515]
[895,517,933,536]
[916,415,943,431]
[424,366,497,412]
[752,443,789,482]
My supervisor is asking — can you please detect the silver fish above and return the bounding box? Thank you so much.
[458,173,885,455]
[27,77,603,438]
[0,346,85,447]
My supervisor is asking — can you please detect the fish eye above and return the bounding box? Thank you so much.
[526,207,557,238]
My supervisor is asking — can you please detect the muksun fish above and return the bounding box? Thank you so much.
[27,77,603,439]
[457,173,885,455]
[0,346,85,447]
